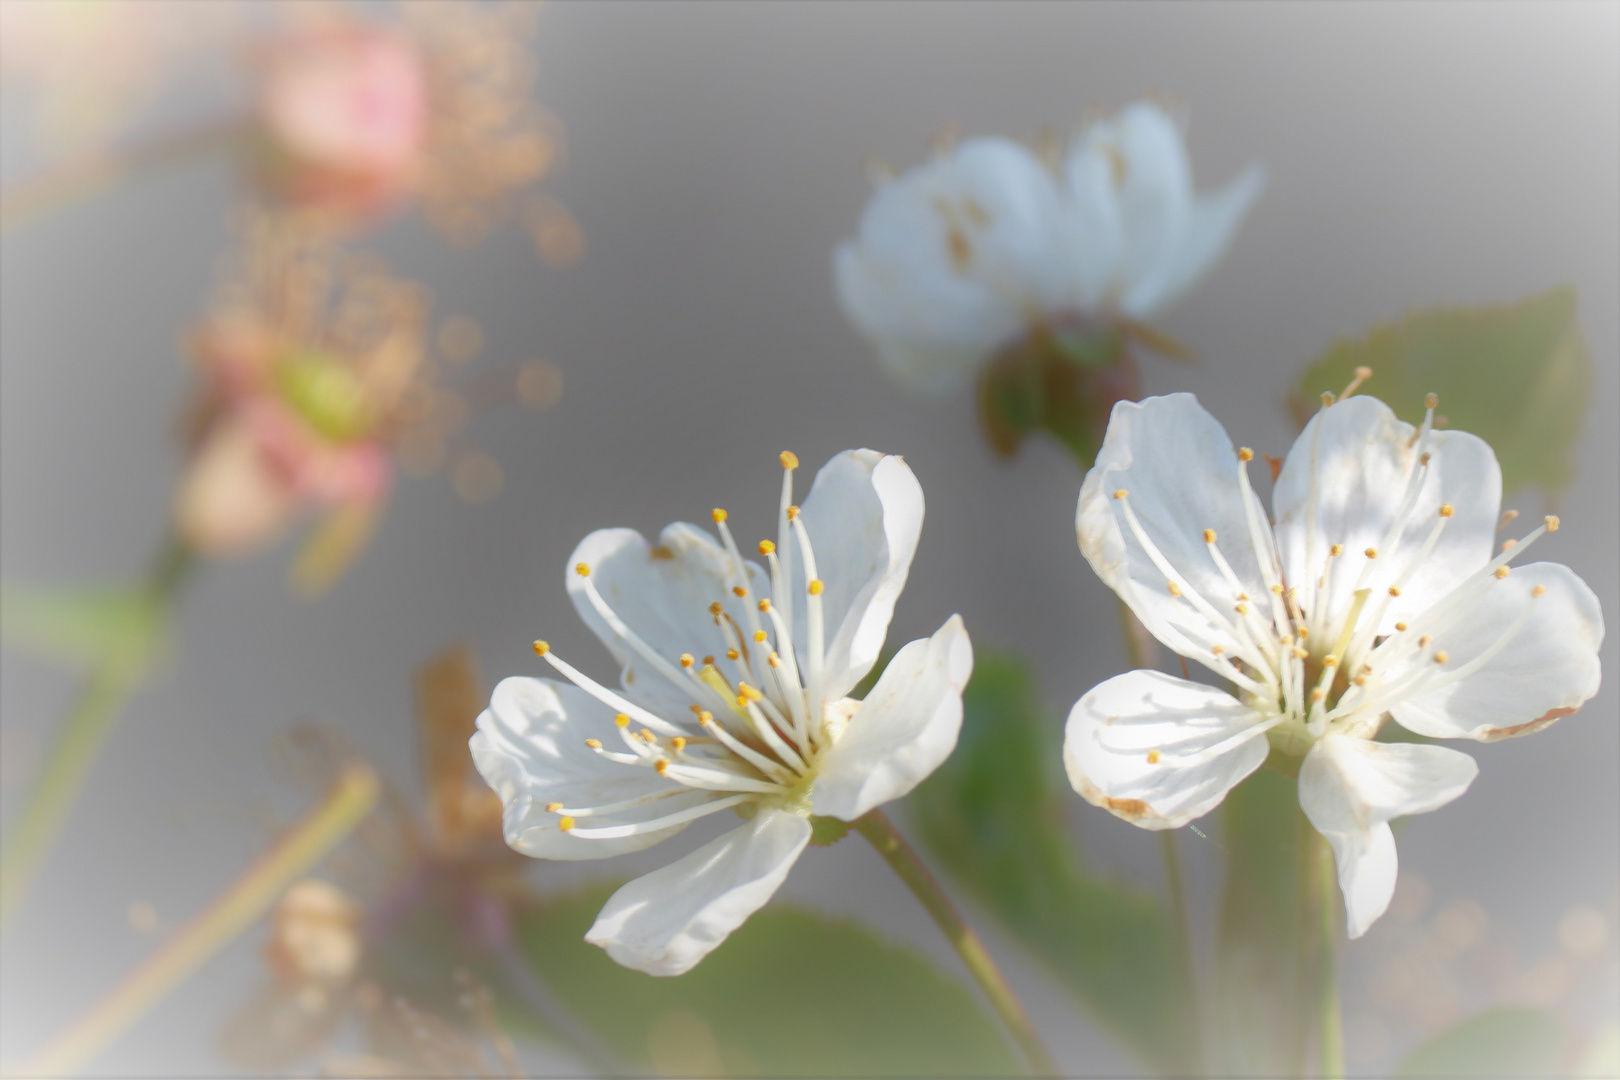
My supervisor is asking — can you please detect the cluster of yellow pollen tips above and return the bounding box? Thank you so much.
[1237,448,1254,462]
[1417,635,1432,648]
[1297,627,1308,639]
[753,630,768,643]
[732,586,748,598]
[1433,652,1450,665]
[575,562,590,577]
[654,759,669,776]
[1203,529,1217,544]
[1235,603,1249,616]
[1532,585,1547,598]
[708,602,724,617]
[1146,749,1162,764]
[1388,585,1402,597]
[1322,655,1340,669]
[768,653,782,668]
[1330,544,1344,557]
[1494,566,1511,580]
[1502,538,1518,553]
[698,711,714,724]
[558,816,576,832]
[1545,515,1560,532]
[703,655,715,666]
[1167,582,1182,597]
[1353,673,1369,686]
[711,509,728,523]
[1112,488,1129,500]
[1439,504,1455,518]
[780,451,799,470]
[679,653,695,668]
[758,540,776,555]
[532,640,550,656]
[1364,547,1378,559]
[725,648,740,661]
[1211,644,1225,655]
[1499,510,1520,529]
[757,598,772,613]
[671,736,687,752]
[1270,583,1284,595]
[614,713,631,728]
[1321,391,1336,407]
[808,579,825,596]
[1394,622,1408,632]
[738,683,764,704]
[1293,646,1309,659]
[787,506,801,521]
[545,801,563,813]
[585,738,603,749]
[1425,392,1439,409]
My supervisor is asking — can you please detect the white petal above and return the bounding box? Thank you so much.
[1298,735,1478,937]
[470,677,707,860]
[1273,395,1500,636]
[1063,146,1127,308]
[1077,394,1273,665]
[567,525,767,719]
[585,809,811,976]
[789,450,924,700]
[1063,670,1270,830]
[1128,164,1265,319]
[811,615,973,820]
[834,138,1076,394]
[1388,562,1604,741]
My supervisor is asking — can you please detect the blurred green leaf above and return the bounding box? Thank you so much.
[1396,1007,1569,1078]
[1294,288,1593,495]
[0,581,168,675]
[1214,761,1313,1077]
[977,333,1140,467]
[909,652,1195,1076]
[510,887,1021,1077]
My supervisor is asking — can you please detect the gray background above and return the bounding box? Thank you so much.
[2,2,1616,1075]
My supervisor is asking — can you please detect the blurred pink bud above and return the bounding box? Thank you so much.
[176,416,302,557]
[257,24,427,221]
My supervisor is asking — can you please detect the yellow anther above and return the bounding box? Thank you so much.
[1235,603,1249,616]
[1321,391,1335,407]
[654,759,669,776]
[753,630,767,643]
[1394,622,1408,632]
[1310,688,1326,702]
[585,738,603,749]
[1212,645,1225,655]
[1297,627,1310,639]
[726,648,740,660]
[1330,544,1344,557]
[1532,585,1546,598]
[738,683,764,703]
[1167,582,1182,597]
[709,601,724,616]
[699,711,714,724]
[614,713,631,728]
[1499,509,1520,529]
[733,586,748,597]
[671,736,687,752]
[680,653,695,668]
[702,655,715,666]
[1425,392,1438,409]
[1433,651,1449,665]
[808,579,825,596]
[1147,749,1162,765]
[1433,504,1453,520]
[759,539,776,555]
[712,508,728,523]
[545,802,563,813]
[758,598,772,612]
[1203,529,1217,544]
[780,451,799,470]
[768,652,782,668]
[1113,488,1129,500]
[1494,566,1510,579]
[1502,538,1518,552]
[1323,655,1339,668]
[1238,447,1254,462]
[1270,583,1284,594]
[640,729,657,743]
[532,640,550,656]
[575,562,590,577]
[787,505,800,520]
[1353,674,1368,686]
[1364,547,1378,559]
[1293,647,1309,660]
[558,816,576,832]
[1238,593,1251,601]
[1388,585,1401,597]
[1418,635,1432,648]
[1420,452,1431,466]
[1545,515,1560,532]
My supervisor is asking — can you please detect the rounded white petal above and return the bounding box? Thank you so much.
[1129,164,1266,319]
[834,137,1075,394]
[1273,395,1500,636]
[789,450,924,700]
[1063,669,1270,830]
[1388,562,1604,741]
[811,615,973,821]
[1077,393,1273,665]
[470,677,707,860]
[1298,735,1478,937]
[567,525,767,719]
[1062,149,1126,308]
[585,809,811,976]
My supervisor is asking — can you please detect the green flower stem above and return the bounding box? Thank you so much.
[0,116,250,233]
[855,808,1061,1077]
[0,540,195,932]
[1315,833,1345,1079]
[1160,829,1206,1075]
[18,764,379,1076]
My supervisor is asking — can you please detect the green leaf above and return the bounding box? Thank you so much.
[1294,288,1594,495]
[0,580,169,675]
[510,888,1021,1077]
[1396,1007,1569,1078]
[909,652,1196,1075]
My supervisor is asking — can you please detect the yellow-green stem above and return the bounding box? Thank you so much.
[0,541,194,932]
[1160,829,1205,1075]
[17,764,379,1076]
[855,808,1061,1077]
[1316,834,1344,1079]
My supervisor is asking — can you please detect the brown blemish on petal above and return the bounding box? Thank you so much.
[1103,797,1152,822]
[650,545,675,560]
[1483,706,1578,742]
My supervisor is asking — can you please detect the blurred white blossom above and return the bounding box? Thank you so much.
[1064,392,1603,937]
[472,450,972,974]
[834,102,1264,395]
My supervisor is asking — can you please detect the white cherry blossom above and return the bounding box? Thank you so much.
[1064,392,1603,937]
[472,450,972,974]
[834,101,1265,395]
